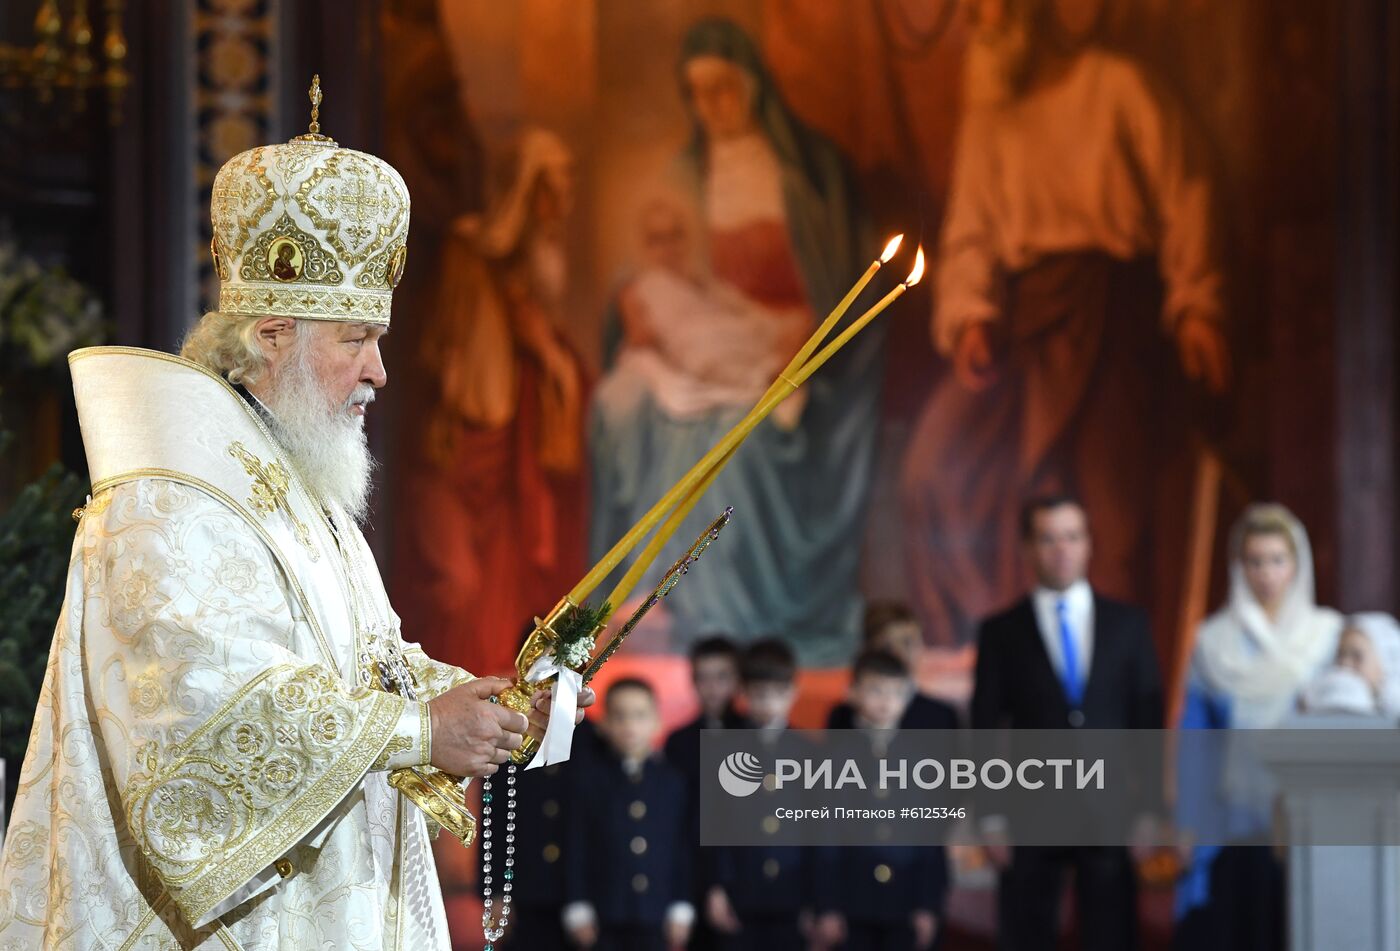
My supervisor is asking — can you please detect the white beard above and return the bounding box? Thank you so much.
[262,339,376,525]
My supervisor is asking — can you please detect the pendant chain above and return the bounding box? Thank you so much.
[324,504,416,697]
[479,762,518,948]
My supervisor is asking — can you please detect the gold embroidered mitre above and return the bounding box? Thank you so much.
[210,75,410,326]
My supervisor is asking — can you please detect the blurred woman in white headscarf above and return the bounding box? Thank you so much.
[1173,503,1343,951]
[1190,503,1343,728]
[1300,612,1400,718]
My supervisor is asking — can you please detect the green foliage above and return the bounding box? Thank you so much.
[0,436,85,815]
[553,600,611,669]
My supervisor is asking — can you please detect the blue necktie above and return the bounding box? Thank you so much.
[1056,598,1083,708]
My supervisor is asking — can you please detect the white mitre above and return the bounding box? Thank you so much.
[210,74,411,326]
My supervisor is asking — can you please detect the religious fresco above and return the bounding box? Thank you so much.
[383,0,1341,686]
[382,7,586,680]
[588,19,882,666]
[394,127,589,679]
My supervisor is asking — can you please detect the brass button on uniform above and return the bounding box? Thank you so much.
[543,843,560,863]
[873,864,892,884]
[629,800,647,820]
[275,858,294,878]
[630,835,648,855]
[632,873,649,893]
[763,858,780,880]
[542,799,560,818]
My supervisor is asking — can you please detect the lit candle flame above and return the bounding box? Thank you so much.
[905,246,926,286]
[880,233,904,264]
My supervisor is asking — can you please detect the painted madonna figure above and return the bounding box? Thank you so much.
[590,18,881,664]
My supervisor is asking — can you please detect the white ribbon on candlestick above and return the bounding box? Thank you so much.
[522,651,582,769]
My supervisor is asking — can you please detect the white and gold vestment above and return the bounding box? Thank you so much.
[0,346,467,949]
[0,80,469,947]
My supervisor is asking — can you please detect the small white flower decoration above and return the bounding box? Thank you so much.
[559,639,593,670]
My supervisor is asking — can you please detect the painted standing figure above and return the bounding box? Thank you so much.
[901,0,1230,646]
[590,18,881,664]
[394,129,588,677]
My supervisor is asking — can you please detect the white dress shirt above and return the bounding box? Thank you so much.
[1032,579,1095,688]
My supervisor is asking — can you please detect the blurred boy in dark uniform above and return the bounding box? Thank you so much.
[564,678,694,951]
[828,602,959,730]
[664,636,750,950]
[706,639,814,950]
[816,649,950,950]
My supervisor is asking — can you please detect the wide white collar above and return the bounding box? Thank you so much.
[69,346,358,672]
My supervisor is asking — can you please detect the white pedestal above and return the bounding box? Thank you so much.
[1255,715,1400,951]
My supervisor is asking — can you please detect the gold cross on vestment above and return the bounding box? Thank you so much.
[228,441,318,560]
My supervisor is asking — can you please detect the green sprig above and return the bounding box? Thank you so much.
[553,599,610,645]
[551,599,610,668]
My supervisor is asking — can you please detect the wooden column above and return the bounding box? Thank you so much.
[1334,0,1399,612]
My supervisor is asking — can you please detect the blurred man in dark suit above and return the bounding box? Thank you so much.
[972,495,1162,951]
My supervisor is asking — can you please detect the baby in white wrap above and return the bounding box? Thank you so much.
[1300,613,1400,718]
[607,197,809,425]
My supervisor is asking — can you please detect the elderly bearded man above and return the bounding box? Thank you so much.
[0,91,591,949]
